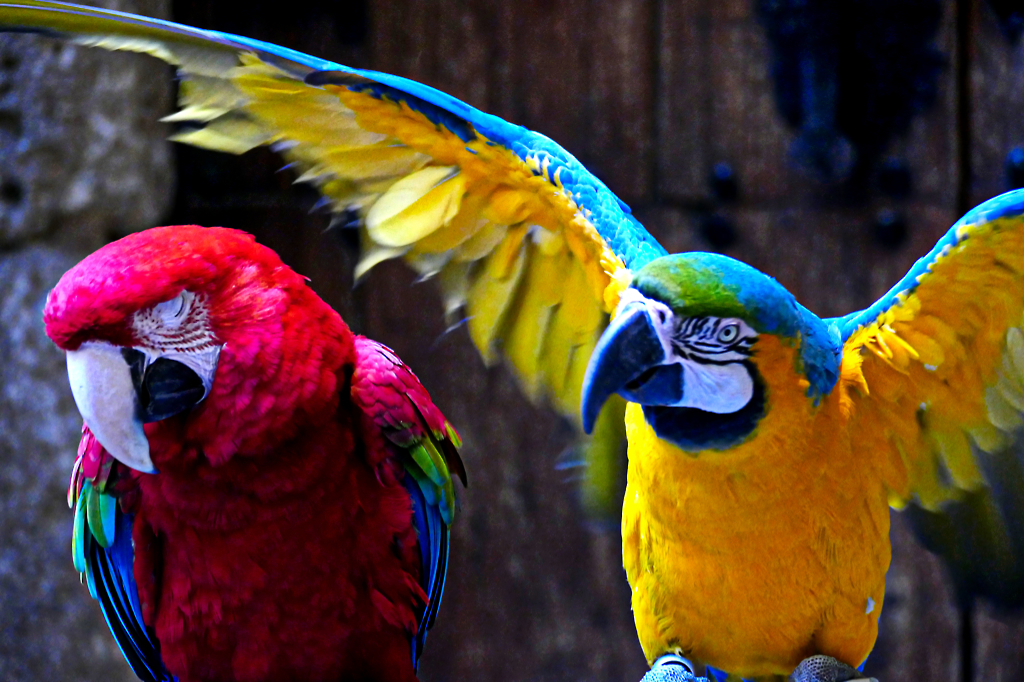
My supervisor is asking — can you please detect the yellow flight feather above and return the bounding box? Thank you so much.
[2,1,640,523]
[844,213,1024,514]
[466,235,528,363]
[366,166,465,247]
[169,112,271,155]
[501,241,565,398]
[162,75,247,123]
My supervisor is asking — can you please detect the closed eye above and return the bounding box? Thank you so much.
[152,292,189,322]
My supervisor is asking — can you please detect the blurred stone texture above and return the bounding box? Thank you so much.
[0,1,172,679]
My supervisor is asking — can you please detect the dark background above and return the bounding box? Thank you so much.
[1,1,1024,681]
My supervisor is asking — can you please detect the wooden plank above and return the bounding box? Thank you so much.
[173,0,368,69]
[968,0,1024,206]
[975,604,1024,682]
[706,21,802,205]
[498,0,656,205]
[355,260,648,682]
[862,513,961,682]
[637,206,863,315]
[640,203,957,318]
[884,0,960,209]
[489,0,591,164]
[371,0,654,205]
[656,0,710,202]
[708,0,753,23]
[586,0,655,203]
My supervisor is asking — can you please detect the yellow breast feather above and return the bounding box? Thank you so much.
[623,336,888,678]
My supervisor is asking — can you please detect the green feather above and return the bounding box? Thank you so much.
[94,455,115,494]
[72,484,89,574]
[406,465,440,506]
[439,476,455,525]
[445,422,463,448]
[67,458,81,509]
[99,492,116,547]
[634,258,745,318]
[86,485,108,548]
[580,395,628,518]
[87,489,117,549]
[84,560,98,600]
[410,440,450,488]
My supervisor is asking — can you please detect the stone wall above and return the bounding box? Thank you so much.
[0,2,171,679]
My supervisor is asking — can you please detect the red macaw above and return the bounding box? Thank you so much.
[47,225,465,682]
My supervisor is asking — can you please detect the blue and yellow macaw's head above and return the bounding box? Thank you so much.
[581,253,842,452]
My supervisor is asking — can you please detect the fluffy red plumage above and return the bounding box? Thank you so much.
[45,226,459,682]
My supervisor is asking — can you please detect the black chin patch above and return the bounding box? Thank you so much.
[642,361,766,452]
[122,349,205,423]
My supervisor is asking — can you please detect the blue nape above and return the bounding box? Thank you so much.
[636,252,841,400]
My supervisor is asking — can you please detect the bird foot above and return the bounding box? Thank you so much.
[640,654,710,682]
[788,655,878,682]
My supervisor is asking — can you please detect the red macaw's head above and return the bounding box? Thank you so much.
[44,225,354,473]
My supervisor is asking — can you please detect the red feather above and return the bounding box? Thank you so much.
[47,226,459,682]
[350,337,466,487]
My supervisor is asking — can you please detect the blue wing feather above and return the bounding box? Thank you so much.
[300,62,668,271]
[401,472,447,670]
[88,508,174,682]
[0,2,666,273]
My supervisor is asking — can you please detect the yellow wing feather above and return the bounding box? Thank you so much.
[842,211,1024,514]
[0,0,652,514]
[212,58,630,430]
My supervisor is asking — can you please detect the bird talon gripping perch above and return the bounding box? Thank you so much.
[788,655,877,682]
[5,2,1024,680]
[639,654,708,682]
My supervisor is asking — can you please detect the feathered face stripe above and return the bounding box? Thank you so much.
[671,316,757,364]
[584,288,767,449]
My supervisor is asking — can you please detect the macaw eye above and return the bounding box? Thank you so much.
[717,323,739,343]
[152,292,188,322]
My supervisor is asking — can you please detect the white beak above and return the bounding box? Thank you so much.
[66,341,155,473]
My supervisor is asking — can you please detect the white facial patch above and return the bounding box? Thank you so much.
[675,361,755,414]
[132,290,221,398]
[619,288,760,414]
[133,291,214,349]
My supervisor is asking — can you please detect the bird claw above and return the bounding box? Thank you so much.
[788,655,878,682]
[640,654,710,682]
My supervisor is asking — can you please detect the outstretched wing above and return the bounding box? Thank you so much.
[0,0,665,512]
[350,336,467,668]
[835,189,1024,605]
[69,426,173,682]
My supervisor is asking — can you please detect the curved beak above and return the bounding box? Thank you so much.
[582,301,683,433]
[66,341,216,474]
[67,342,154,473]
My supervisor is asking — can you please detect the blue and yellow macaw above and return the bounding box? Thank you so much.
[5,3,1024,682]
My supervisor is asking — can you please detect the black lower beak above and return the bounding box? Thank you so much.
[582,302,681,432]
[122,349,205,423]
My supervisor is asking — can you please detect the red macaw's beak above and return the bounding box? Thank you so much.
[65,341,220,473]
